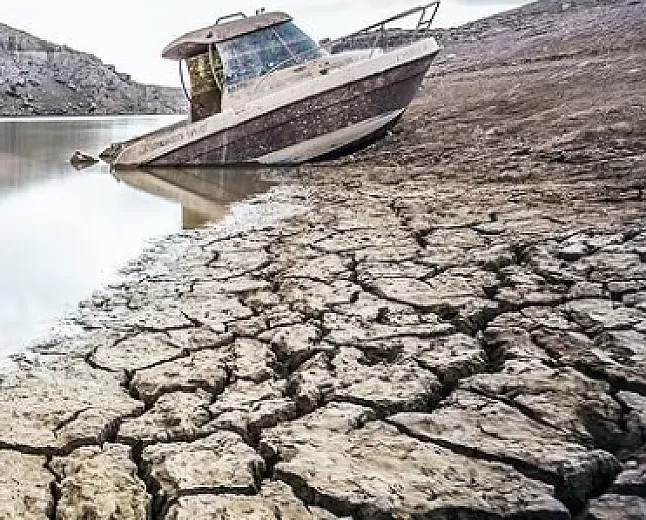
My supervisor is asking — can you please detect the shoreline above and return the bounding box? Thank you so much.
[1,0,645,518]
[2,181,308,372]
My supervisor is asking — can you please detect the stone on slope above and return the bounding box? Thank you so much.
[371,267,498,314]
[229,338,278,382]
[281,278,361,313]
[585,494,646,520]
[181,293,254,329]
[396,333,487,385]
[574,251,646,284]
[564,299,646,333]
[259,323,328,368]
[609,461,646,497]
[614,392,646,458]
[323,304,454,347]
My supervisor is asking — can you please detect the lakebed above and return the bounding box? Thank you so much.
[1,0,645,518]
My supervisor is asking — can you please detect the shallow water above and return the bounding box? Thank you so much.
[0,116,272,360]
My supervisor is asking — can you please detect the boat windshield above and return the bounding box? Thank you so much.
[219,22,326,90]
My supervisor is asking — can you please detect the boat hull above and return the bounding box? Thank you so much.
[112,40,439,168]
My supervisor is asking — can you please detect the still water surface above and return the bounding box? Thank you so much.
[0,116,272,360]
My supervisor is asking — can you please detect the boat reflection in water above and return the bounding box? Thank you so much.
[114,168,273,229]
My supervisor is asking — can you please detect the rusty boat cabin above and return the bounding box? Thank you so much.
[108,3,441,167]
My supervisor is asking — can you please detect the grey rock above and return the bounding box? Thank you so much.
[181,294,254,329]
[281,253,352,282]
[372,267,498,311]
[534,328,646,394]
[574,252,646,283]
[166,327,234,352]
[585,494,646,519]
[281,278,361,313]
[69,150,98,169]
[570,282,606,299]
[610,461,646,497]
[124,306,194,331]
[496,284,565,308]
[564,299,646,332]
[229,338,278,382]
[484,323,554,363]
[287,352,336,412]
[385,333,487,385]
[371,270,500,330]
[615,392,646,456]
[314,228,415,254]
[259,323,329,368]
[308,506,352,520]
[191,277,272,297]
[323,306,453,347]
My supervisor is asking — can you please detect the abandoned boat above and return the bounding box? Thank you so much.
[107,2,441,168]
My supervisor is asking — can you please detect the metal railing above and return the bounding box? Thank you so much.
[253,2,440,93]
[215,12,247,24]
[323,1,440,57]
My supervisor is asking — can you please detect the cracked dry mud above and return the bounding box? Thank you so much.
[2,0,646,518]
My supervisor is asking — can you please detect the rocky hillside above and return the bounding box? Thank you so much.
[0,23,186,116]
[430,0,646,73]
[329,0,645,73]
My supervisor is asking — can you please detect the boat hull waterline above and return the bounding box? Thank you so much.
[112,39,439,168]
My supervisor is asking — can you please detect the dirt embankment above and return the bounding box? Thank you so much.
[0,0,644,518]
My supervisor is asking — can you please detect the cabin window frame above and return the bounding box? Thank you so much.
[217,22,326,90]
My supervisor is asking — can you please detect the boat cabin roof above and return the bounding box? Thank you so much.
[162,11,292,60]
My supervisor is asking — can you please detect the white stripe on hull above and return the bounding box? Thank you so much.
[255,109,404,165]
